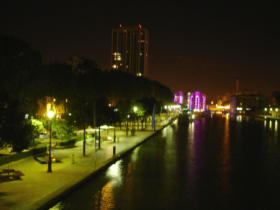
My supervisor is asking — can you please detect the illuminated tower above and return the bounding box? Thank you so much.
[111,24,149,77]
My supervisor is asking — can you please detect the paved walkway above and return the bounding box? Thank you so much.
[0,121,171,210]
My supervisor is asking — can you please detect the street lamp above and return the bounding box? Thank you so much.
[47,108,55,173]
[133,107,138,130]
[126,115,130,136]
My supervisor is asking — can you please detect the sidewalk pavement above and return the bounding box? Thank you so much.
[0,121,172,210]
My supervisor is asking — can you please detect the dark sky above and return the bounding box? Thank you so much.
[1,0,279,99]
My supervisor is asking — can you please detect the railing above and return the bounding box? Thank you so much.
[0,147,47,166]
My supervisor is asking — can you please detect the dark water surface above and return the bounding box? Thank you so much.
[50,115,280,210]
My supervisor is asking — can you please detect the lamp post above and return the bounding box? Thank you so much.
[126,115,130,136]
[133,107,137,130]
[114,123,116,142]
[47,108,55,173]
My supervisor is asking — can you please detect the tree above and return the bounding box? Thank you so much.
[46,62,75,118]
[52,120,76,140]
[0,35,44,152]
[0,95,33,152]
[31,119,46,136]
[0,35,44,106]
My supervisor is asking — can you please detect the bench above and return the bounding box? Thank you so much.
[0,170,24,180]
[10,171,24,180]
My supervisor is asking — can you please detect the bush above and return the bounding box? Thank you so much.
[34,140,42,146]
[56,139,76,148]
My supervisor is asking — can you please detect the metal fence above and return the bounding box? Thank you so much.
[0,147,47,166]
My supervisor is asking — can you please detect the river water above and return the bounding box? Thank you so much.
[50,114,280,210]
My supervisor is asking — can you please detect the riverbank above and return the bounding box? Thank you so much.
[0,121,172,210]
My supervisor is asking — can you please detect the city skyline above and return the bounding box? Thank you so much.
[1,1,279,99]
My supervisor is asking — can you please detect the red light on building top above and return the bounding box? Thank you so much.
[120,24,122,28]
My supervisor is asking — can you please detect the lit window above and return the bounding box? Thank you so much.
[140,53,142,56]
[240,103,242,105]
[113,52,121,61]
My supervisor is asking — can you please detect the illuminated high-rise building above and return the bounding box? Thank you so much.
[111,25,149,77]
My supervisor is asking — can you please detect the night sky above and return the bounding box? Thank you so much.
[1,1,279,100]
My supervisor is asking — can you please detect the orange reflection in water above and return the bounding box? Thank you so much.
[220,116,231,198]
[122,162,133,208]
[93,181,115,210]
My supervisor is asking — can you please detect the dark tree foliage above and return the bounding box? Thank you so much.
[0,91,33,152]
[103,70,173,122]
[51,120,76,140]
[0,35,43,152]
[46,62,74,101]
[0,35,44,103]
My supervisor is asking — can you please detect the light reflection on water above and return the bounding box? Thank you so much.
[93,181,115,210]
[50,117,280,210]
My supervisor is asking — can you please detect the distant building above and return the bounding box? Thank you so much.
[189,91,206,112]
[174,91,184,104]
[174,91,205,112]
[230,94,269,114]
[67,57,84,70]
[184,92,191,109]
[36,97,66,120]
[212,77,262,114]
[111,25,149,77]
[67,56,102,74]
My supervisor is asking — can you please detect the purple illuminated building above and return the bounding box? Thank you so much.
[189,91,206,112]
[174,91,184,104]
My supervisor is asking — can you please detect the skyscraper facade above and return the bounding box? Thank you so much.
[111,25,149,77]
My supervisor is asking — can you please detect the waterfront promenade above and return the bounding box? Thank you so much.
[0,121,171,210]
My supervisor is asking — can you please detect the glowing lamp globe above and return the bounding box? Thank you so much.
[48,109,55,119]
